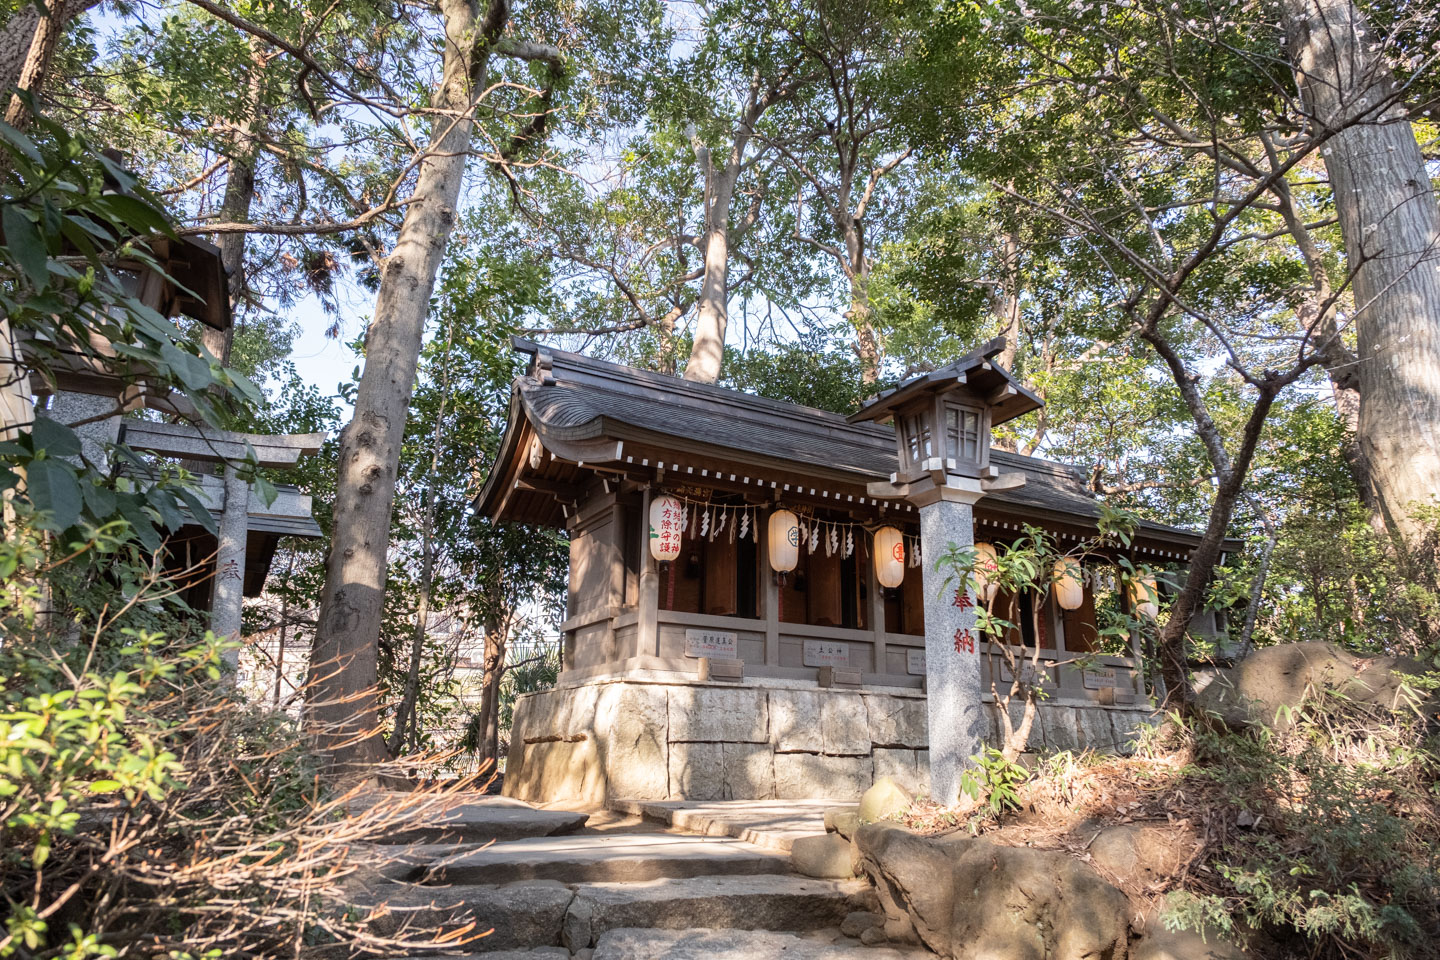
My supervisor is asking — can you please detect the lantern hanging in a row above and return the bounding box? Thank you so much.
[1127,575,1159,619]
[1052,556,1084,611]
[768,509,800,573]
[873,526,905,588]
[648,494,684,562]
[972,542,999,603]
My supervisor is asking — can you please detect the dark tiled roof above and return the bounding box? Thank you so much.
[504,342,1212,547]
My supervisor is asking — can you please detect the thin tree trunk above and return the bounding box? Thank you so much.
[385,313,456,757]
[1236,526,1277,661]
[308,0,506,770]
[684,143,737,384]
[1283,0,1440,544]
[387,485,436,756]
[1152,379,1281,709]
[994,231,1022,371]
[684,79,792,384]
[474,611,508,772]
[202,39,270,364]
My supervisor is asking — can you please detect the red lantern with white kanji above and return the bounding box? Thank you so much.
[649,494,684,562]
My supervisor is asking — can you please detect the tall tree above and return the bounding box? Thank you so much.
[307,0,563,765]
[764,0,912,383]
[1281,0,1440,543]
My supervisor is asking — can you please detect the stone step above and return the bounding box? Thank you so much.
[353,795,589,845]
[562,875,871,950]
[609,799,836,853]
[591,928,933,959]
[356,873,870,952]
[424,833,792,885]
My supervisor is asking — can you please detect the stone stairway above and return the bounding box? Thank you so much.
[353,797,932,959]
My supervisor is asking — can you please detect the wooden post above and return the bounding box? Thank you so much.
[636,485,659,658]
[867,545,888,674]
[762,516,780,667]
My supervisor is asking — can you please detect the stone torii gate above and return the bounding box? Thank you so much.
[120,421,325,666]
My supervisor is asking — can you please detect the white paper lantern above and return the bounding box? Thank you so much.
[1128,575,1159,620]
[973,542,999,603]
[1052,556,1084,611]
[873,526,905,588]
[768,509,800,573]
[648,494,684,562]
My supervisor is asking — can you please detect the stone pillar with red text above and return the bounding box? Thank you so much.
[918,494,985,805]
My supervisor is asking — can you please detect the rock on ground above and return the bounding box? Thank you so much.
[854,822,1131,960]
[858,777,913,824]
[1194,641,1431,730]
[791,833,857,879]
[1087,822,1198,893]
[1131,910,1249,960]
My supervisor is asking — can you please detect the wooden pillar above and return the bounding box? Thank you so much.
[762,515,780,667]
[636,486,659,658]
[867,542,888,675]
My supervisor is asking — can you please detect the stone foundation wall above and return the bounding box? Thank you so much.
[502,679,1157,805]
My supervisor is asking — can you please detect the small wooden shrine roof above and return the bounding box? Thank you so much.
[478,340,1222,556]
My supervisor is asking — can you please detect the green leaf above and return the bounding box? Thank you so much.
[172,485,218,534]
[81,480,116,518]
[3,204,48,291]
[25,458,82,530]
[145,485,185,532]
[30,415,82,458]
[0,119,41,163]
[91,195,173,238]
[115,493,161,551]
[252,473,278,508]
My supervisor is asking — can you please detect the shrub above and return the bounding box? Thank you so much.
[1165,692,1440,958]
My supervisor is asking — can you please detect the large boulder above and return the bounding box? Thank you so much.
[853,822,964,949]
[855,823,1132,959]
[948,843,1131,960]
[1194,642,1430,731]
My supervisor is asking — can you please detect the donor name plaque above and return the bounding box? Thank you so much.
[684,628,738,660]
[906,649,927,675]
[1083,667,1117,689]
[803,639,850,668]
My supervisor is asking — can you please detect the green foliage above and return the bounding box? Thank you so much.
[1162,697,1440,958]
[958,747,1029,816]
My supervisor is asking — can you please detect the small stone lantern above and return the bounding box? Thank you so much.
[850,336,1043,503]
[849,337,1044,805]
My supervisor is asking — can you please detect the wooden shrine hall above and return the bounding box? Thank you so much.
[480,338,1227,804]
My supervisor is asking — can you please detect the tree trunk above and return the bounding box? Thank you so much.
[1154,387,1280,709]
[1236,525,1277,660]
[683,145,737,384]
[202,39,269,363]
[0,0,101,105]
[307,0,503,771]
[386,483,436,757]
[474,612,507,773]
[1283,0,1440,543]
